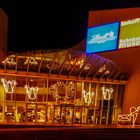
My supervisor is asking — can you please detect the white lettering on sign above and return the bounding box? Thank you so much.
[121,18,140,26]
[119,37,140,49]
[87,31,117,44]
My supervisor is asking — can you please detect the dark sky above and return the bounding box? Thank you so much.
[1,0,140,52]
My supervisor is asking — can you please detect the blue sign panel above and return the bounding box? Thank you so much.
[86,22,120,54]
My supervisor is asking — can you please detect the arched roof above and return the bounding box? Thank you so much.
[0,49,125,84]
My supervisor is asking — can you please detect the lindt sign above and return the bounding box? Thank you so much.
[87,31,117,44]
[86,22,119,54]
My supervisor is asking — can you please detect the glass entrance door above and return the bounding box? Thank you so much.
[17,106,25,123]
[5,105,16,123]
[54,105,61,124]
[61,106,66,123]
[36,104,46,123]
[73,107,81,124]
[54,105,74,124]
[26,104,36,123]
[65,106,73,123]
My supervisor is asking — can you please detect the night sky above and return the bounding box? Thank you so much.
[0,0,140,52]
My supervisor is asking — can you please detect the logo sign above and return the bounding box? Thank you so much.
[86,22,120,53]
[119,17,140,49]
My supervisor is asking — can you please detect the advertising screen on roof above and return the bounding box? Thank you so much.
[119,17,140,49]
[86,22,120,54]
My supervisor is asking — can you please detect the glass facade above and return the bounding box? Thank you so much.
[0,76,125,125]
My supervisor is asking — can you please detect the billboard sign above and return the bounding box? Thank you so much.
[86,22,120,53]
[119,18,140,49]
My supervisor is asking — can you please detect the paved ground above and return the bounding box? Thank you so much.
[0,124,140,140]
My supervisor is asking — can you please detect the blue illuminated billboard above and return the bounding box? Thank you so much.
[86,22,120,54]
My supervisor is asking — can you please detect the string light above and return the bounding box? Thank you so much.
[118,106,140,127]
[50,81,75,100]
[83,90,94,103]
[104,70,110,75]
[2,57,16,65]
[64,61,72,70]
[83,65,90,70]
[1,78,17,93]
[25,85,39,100]
[76,60,84,68]
[46,61,61,70]
[24,57,38,65]
[102,86,113,100]
[99,65,106,73]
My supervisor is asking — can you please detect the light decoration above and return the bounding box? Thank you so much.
[99,65,106,73]
[76,60,84,68]
[1,78,17,93]
[24,57,38,65]
[118,106,140,127]
[75,54,86,68]
[75,63,90,70]
[24,85,39,100]
[83,90,95,103]
[46,61,61,70]
[64,57,82,70]
[50,81,75,100]
[2,57,16,65]
[104,70,110,75]
[75,60,90,70]
[102,87,113,100]
[64,61,72,70]
[83,65,90,71]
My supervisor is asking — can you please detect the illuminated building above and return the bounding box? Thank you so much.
[0,50,125,124]
[0,7,139,126]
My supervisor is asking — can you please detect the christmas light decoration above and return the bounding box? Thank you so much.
[1,78,17,93]
[46,61,61,70]
[50,81,75,100]
[102,87,113,100]
[118,106,140,127]
[64,61,72,70]
[24,57,38,65]
[83,65,90,71]
[76,60,84,68]
[2,57,16,65]
[99,65,106,73]
[25,85,39,100]
[83,90,94,103]
[104,70,110,75]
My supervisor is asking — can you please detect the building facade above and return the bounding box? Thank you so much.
[0,8,128,125]
[0,50,126,125]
